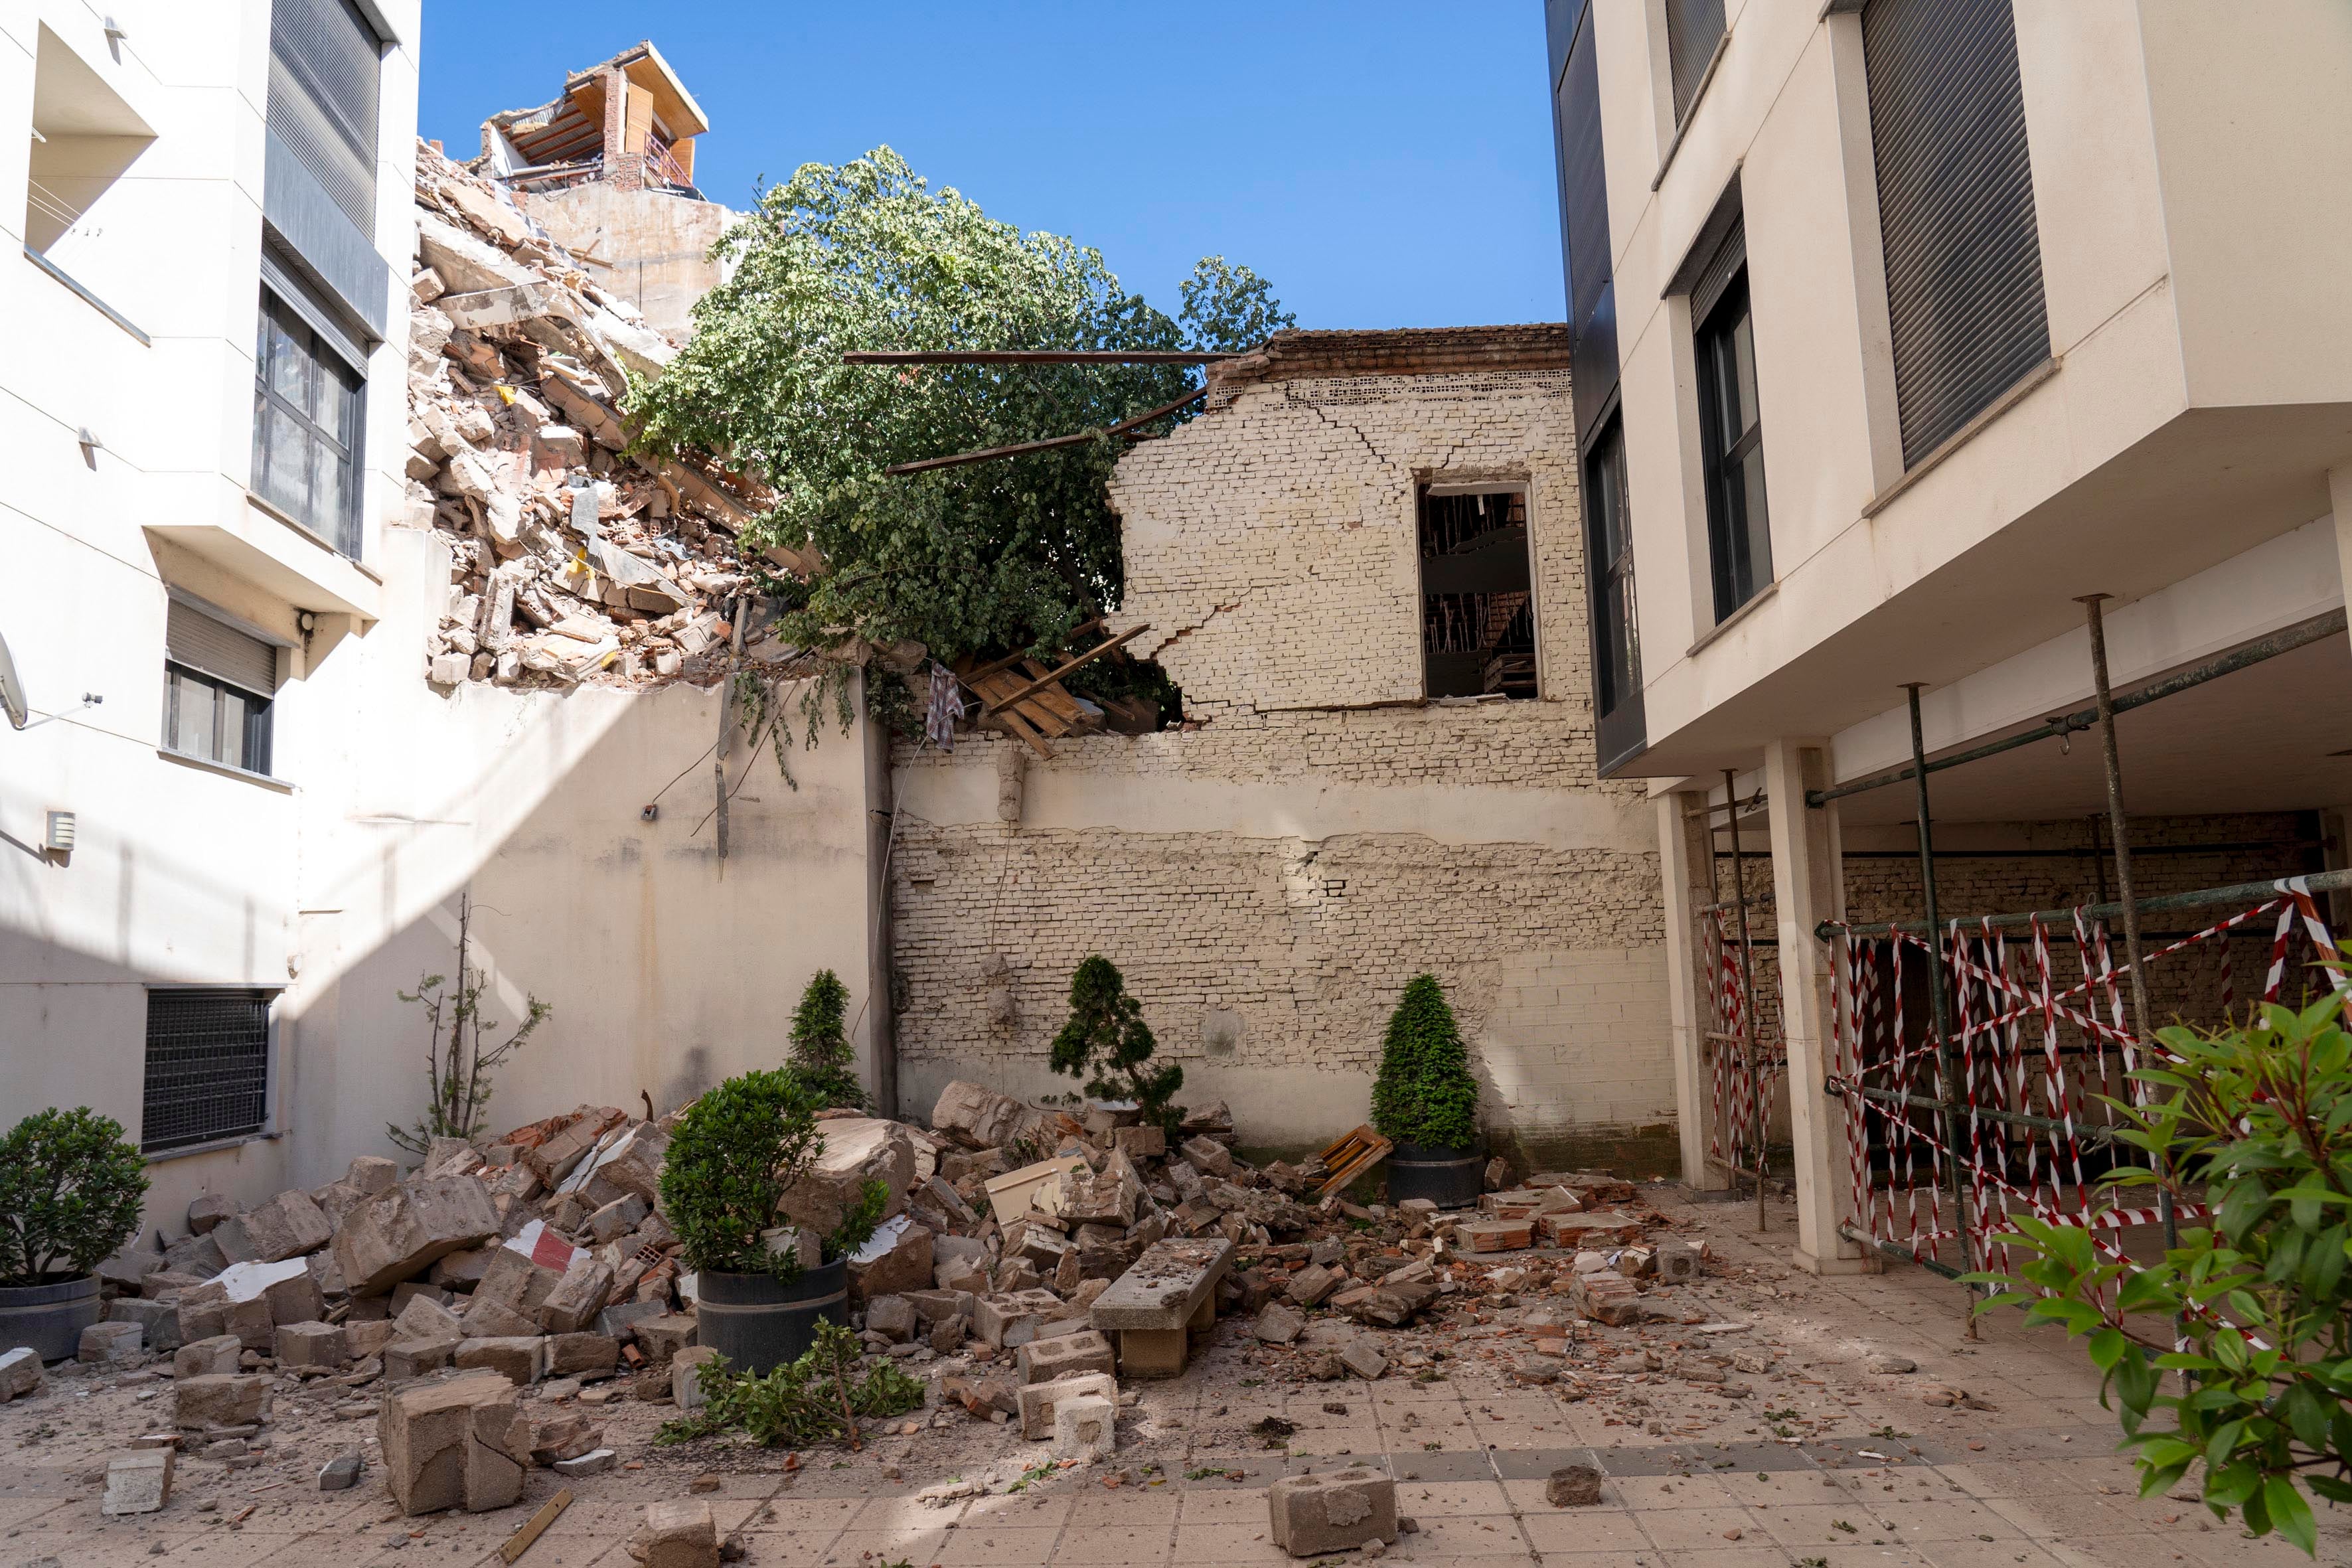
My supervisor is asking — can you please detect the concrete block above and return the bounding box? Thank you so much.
[79,1319,144,1364]
[214,1190,333,1265]
[635,1499,718,1568]
[1267,1467,1396,1556]
[172,1334,242,1379]
[1115,1327,1188,1379]
[548,1333,619,1379]
[1052,1393,1116,1462]
[634,1314,697,1364]
[0,1346,46,1401]
[102,1449,174,1515]
[384,1338,459,1381]
[1016,1370,1116,1441]
[1340,1340,1387,1381]
[866,1295,917,1343]
[345,1320,397,1360]
[317,1452,364,1490]
[274,1321,346,1368]
[671,1345,722,1413]
[392,1293,465,1343]
[453,1336,546,1385]
[378,1373,528,1514]
[537,1259,615,1334]
[1015,1328,1115,1385]
[1545,1464,1603,1506]
[974,1289,1061,1350]
[1253,1302,1304,1344]
[173,1374,272,1429]
[187,1194,242,1235]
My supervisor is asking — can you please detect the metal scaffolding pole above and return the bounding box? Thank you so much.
[1722,769,1768,1231]
[1905,684,1976,1331]
[2078,595,2176,1259]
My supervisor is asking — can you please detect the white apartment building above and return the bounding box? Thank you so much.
[1543,0,2352,1274]
[2,3,886,1245]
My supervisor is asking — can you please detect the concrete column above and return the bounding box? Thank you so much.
[1762,740,1865,1273]
[1656,788,1725,1189]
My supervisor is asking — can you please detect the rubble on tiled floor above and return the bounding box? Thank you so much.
[11,1118,2345,1564]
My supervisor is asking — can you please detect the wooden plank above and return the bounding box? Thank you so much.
[1011,661,1084,722]
[970,670,1071,738]
[982,626,1149,714]
[957,620,1104,687]
[500,1488,572,1563]
[884,390,1207,475]
[985,701,1054,759]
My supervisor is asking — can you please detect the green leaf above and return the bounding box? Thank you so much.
[2263,1476,2315,1555]
[2086,1328,2128,1372]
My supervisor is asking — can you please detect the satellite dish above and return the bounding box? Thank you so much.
[0,629,27,730]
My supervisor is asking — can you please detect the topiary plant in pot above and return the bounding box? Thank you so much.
[0,1107,149,1361]
[786,969,865,1111]
[1370,974,1486,1209]
[661,1069,886,1372]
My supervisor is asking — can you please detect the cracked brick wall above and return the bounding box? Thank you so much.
[888,331,1677,1172]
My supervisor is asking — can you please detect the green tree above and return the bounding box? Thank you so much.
[0,1107,149,1286]
[1966,974,2352,1555]
[630,147,1291,682]
[787,969,864,1111]
[1049,955,1184,1135]
[1370,975,1482,1150]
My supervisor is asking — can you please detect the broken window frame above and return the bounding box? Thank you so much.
[1417,484,1540,702]
[252,285,366,558]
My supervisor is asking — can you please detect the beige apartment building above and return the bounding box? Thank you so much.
[1543,0,2352,1274]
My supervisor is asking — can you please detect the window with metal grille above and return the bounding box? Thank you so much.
[254,287,364,556]
[268,0,381,238]
[1665,0,1727,124]
[1695,262,1772,621]
[1862,0,2049,468]
[143,989,272,1152]
[1420,489,1537,700]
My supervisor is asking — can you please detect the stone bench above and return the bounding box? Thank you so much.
[1088,1236,1232,1378]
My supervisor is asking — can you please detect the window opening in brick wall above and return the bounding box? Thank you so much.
[143,988,273,1152]
[1419,488,1537,700]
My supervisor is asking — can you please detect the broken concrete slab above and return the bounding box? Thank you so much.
[78,1319,143,1365]
[275,1321,346,1368]
[929,1080,1042,1149]
[453,1336,546,1385]
[635,1498,719,1568]
[173,1374,272,1429]
[848,1217,933,1306]
[671,1345,722,1413]
[335,1175,501,1296]
[384,1338,459,1382]
[1545,1464,1603,1506]
[171,1335,242,1379]
[538,1258,615,1334]
[0,1348,40,1403]
[212,1190,333,1265]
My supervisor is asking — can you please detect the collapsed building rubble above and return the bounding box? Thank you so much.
[402,139,801,691]
[44,1071,1758,1549]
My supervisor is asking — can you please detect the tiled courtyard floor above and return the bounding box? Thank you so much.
[4,1191,2341,1566]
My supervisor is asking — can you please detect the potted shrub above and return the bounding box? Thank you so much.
[661,1069,886,1373]
[786,969,864,1111]
[1370,975,1485,1209]
[0,1108,149,1362]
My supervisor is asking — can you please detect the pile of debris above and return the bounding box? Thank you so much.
[61,1078,1712,1522]
[403,139,809,690]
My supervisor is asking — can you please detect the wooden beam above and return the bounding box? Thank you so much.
[846,351,1239,364]
[982,625,1148,715]
[499,1489,572,1563]
[956,619,1105,687]
[882,388,1209,477]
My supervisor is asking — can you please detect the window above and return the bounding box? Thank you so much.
[1694,231,1770,621]
[268,0,381,238]
[1664,0,1727,124]
[253,289,364,555]
[143,989,273,1152]
[1419,489,1537,700]
[1862,0,2049,467]
[1583,419,1640,718]
[162,599,278,775]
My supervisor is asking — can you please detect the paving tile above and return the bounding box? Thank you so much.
[936,1522,1061,1565]
[1635,1506,1764,1551]
[1518,1508,1652,1553]
[1170,1520,1288,1563]
[824,1526,953,1563]
[1400,1514,1533,1555]
[1394,1479,1511,1516]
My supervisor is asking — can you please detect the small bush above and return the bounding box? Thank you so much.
[659,1320,925,1447]
[1049,955,1184,1135]
[1370,974,1481,1151]
[0,1107,149,1287]
[661,1069,826,1278]
[787,969,865,1111]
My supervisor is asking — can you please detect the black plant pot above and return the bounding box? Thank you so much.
[695,1259,848,1375]
[1385,1140,1484,1210]
[0,1273,101,1363]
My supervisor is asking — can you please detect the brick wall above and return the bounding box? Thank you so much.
[888,335,1674,1170]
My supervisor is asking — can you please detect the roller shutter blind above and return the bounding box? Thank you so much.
[268,0,382,238]
[167,601,279,696]
[1665,0,1726,124]
[1863,0,2049,467]
[1690,214,1746,327]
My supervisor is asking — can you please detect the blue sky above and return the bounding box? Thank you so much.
[415,2,1567,331]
